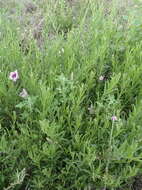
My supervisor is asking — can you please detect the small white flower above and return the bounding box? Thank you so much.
[19,89,28,98]
[99,75,105,81]
[88,104,95,115]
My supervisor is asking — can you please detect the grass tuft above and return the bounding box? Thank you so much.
[1,0,142,189]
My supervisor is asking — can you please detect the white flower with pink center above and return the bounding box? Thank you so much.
[9,70,19,82]
[111,115,118,121]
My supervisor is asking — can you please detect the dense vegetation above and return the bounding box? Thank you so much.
[1,0,142,189]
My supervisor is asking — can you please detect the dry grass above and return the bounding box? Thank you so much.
[1,0,135,50]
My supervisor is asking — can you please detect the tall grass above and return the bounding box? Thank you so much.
[0,0,142,189]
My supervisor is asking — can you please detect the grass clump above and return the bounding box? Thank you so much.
[1,0,142,189]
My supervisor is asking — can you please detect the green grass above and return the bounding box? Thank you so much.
[1,0,142,189]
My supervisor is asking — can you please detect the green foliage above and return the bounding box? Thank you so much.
[1,0,142,189]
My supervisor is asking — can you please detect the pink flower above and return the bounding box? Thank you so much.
[111,115,118,121]
[9,70,19,82]
[19,89,28,98]
[99,75,104,81]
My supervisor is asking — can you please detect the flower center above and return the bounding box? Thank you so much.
[12,73,16,78]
